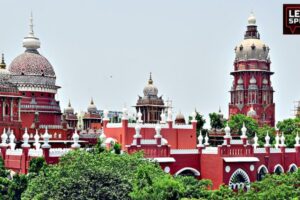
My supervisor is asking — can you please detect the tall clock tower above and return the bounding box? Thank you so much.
[229,13,275,127]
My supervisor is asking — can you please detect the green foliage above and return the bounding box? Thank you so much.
[236,169,300,199]
[22,150,164,200]
[228,114,258,137]
[0,157,8,178]
[276,117,300,147]
[113,143,122,154]
[189,110,206,136]
[209,112,226,129]
[256,125,276,147]
[28,157,46,175]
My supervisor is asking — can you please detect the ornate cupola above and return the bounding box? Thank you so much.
[229,12,275,127]
[135,73,166,123]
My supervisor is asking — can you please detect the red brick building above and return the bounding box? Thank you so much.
[229,13,275,126]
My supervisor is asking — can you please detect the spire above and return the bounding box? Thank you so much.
[68,99,72,107]
[29,12,34,36]
[23,12,41,51]
[148,72,153,85]
[90,98,94,105]
[0,53,6,69]
[244,11,260,39]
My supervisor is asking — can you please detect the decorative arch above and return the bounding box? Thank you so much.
[288,164,298,173]
[175,167,200,177]
[229,168,251,190]
[257,165,268,181]
[273,164,284,174]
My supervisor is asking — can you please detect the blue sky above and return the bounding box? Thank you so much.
[1,0,300,126]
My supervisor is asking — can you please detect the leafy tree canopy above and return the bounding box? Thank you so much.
[228,114,258,137]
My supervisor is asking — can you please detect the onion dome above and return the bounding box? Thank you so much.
[235,12,270,61]
[64,100,74,114]
[236,77,244,90]
[263,78,268,84]
[175,111,186,124]
[247,107,257,117]
[248,12,256,26]
[237,77,244,84]
[87,98,97,113]
[143,73,158,97]
[249,76,257,84]
[8,13,58,92]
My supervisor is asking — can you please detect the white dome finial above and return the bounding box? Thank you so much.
[23,12,41,50]
[248,11,256,26]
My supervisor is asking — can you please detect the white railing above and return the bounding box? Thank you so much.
[170,149,199,154]
[49,148,71,157]
[106,123,122,128]
[128,123,169,128]
[173,124,193,129]
[202,147,218,154]
[28,149,43,157]
[39,125,63,129]
[231,140,243,145]
[141,139,157,145]
[79,134,100,139]
[254,148,266,154]
[6,149,23,156]
[286,148,296,153]
[270,148,281,153]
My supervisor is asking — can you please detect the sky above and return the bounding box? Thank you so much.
[0,0,300,127]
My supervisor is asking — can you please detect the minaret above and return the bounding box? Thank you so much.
[229,12,275,127]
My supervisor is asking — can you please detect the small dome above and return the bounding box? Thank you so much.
[247,107,257,117]
[64,100,74,114]
[249,76,257,84]
[143,73,158,97]
[87,98,97,113]
[263,78,268,84]
[248,12,256,26]
[237,77,244,84]
[175,111,186,124]
[0,54,11,81]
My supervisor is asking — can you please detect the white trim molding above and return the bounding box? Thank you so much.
[175,167,200,176]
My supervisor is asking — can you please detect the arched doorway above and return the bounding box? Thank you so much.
[274,164,284,175]
[175,167,200,177]
[229,169,250,190]
[288,164,297,173]
[257,165,268,181]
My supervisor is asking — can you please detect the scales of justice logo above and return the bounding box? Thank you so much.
[283,4,300,34]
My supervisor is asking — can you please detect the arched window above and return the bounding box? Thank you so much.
[5,104,9,116]
[229,169,250,191]
[257,165,268,181]
[288,164,298,173]
[274,164,284,175]
[175,167,200,177]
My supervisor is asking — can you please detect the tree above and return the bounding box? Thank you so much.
[235,169,300,199]
[28,157,46,175]
[0,157,8,178]
[189,110,206,136]
[256,125,276,147]
[228,114,258,137]
[276,118,300,147]
[22,151,164,200]
[209,112,226,129]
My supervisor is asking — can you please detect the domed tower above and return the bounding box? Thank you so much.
[229,12,275,126]
[135,73,166,123]
[63,100,78,129]
[8,14,62,129]
[82,98,101,130]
